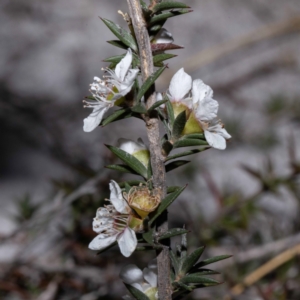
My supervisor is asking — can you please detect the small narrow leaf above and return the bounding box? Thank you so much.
[183,133,205,140]
[101,18,138,51]
[166,100,174,128]
[107,40,128,50]
[190,270,220,276]
[124,182,132,193]
[149,9,192,25]
[149,185,186,225]
[106,145,148,178]
[153,53,177,64]
[131,104,148,114]
[174,139,208,148]
[193,255,232,268]
[170,250,180,275]
[147,158,153,181]
[162,140,173,157]
[143,228,155,245]
[158,228,189,241]
[118,180,144,188]
[152,2,190,13]
[136,66,166,102]
[124,284,150,300]
[165,148,208,162]
[173,281,193,292]
[151,43,184,53]
[148,99,168,112]
[105,164,138,175]
[103,54,125,63]
[180,246,205,275]
[167,186,181,193]
[172,111,187,139]
[166,160,190,173]
[101,108,132,126]
[180,275,219,285]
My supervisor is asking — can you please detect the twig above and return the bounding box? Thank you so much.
[126,1,170,299]
[228,243,300,297]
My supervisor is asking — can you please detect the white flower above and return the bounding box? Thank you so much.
[83,49,139,132]
[120,260,158,300]
[89,180,142,257]
[118,138,150,167]
[152,28,174,44]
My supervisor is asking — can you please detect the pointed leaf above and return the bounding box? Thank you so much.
[105,164,138,175]
[174,139,208,148]
[124,182,132,193]
[166,160,190,173]
[193,255,232,268]
[149,9,192,25]
[124,284,150,300]
[107,40,128,50]
[170,250,180,275]
[165,148,208,162]
[101,18,138,51]
[149,185,186,225]
[103,54,125,63]
[172,110,187,139]
[151,43,184,53]
[152,2,190,13]
[101,108,132,126]
[153,53,177,64]
[148,99,168,112]
[190,270,220,276]
[166,100,174,128]
[183,133,205,140]
[143,228,155,245]
[147,158,153,180]
[167,186,181,193]
[118,180,144,188]
[180,275,219,285]
[158,228,189,241]
[173,281,193,292]
[136,66,166,102]
[131,104,148,114]
[180,246,205,275]
[106,145,148,178]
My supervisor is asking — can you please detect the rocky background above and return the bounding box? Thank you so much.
[1,0,300,299]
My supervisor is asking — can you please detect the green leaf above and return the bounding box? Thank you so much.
[158,228,189,241]
[152,2,190,13]
[172,111,187,140]
[143,228,155,245]
[149,9,192,25]
[174,139,209,148]
[165,160,190,173]
[190,270,220,276]
[107,40,128,50]
[170,250,180,275]
[105,164,138,175]
[183,133,205,140]
[180,246,205,275]
[165,149,208,162]
[118,180,144,188]
[166,100,174,128]
[149,185,186,225]
[193,255,232,269]
[147,158,153,181]
[101,18,138,51]
[167,186,181,193]
[106,145,148,178]
[148,99,168,112]
[104,53,140,66]
[173,281,193,292]
[162,140,173,157]
[131,104,148,114]
[124,284,150,300]
[180,275,219,285]
[136,66,166,102]
[101,108,132,126]
[124,182,132,194]
[153,53,177,64]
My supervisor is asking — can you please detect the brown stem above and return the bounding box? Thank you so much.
[126,0,171,299]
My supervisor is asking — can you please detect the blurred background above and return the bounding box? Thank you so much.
[1,0,300,299]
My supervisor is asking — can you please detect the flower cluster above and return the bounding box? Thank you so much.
[168,68,231,150]
[83,49,139,132]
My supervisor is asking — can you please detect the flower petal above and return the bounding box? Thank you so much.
[192,79,213,105]
[120,264,143,285]
[204,129,226,150]
[83,104,110,132]
[143,268,157,288]
[154,28,174,44]
[169,68,192,102]
[88,233,117,250]
[109,180,130,214]
[195,97,219,121]
[117,227,137,257]
[115,49,133,82]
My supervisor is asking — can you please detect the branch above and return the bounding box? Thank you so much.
[126,1,171,299]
